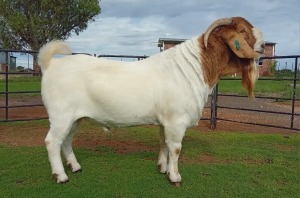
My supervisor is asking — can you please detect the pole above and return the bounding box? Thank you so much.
[5,58,8,121]
[290,57,298,129]
[210,84,218,129]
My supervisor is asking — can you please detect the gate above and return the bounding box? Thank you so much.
[210,55,299,131]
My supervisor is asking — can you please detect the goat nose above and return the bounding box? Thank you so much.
[261,43,265,49]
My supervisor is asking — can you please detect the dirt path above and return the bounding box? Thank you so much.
[0,95,299,152]
[214,96,300,131]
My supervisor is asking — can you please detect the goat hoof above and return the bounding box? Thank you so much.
[52,173,69,184]
[171,182,182,187]
[67,163,82,173]
[157,164,167,174]
[73,169,82,173]
[168,174,182,186]
[59,179,69,184]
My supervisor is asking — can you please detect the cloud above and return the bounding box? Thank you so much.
[67,0,299,58]
[14,0,300,69]
[68,13,182,56]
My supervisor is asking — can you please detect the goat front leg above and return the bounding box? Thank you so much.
[157,126,168,174]
[164,124,185,186]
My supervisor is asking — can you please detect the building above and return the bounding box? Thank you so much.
[0,52,17,71]
[0,40,17,71]
[158,38,187,52]
[257,41,276,76]
[158,38,276,76]
[0,40,5,71]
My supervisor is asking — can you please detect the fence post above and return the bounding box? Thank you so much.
[5,64,8,121]
[210,84,218,129]
[290,57,298,129]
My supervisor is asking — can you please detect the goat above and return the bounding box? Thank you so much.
[38,16,264,185]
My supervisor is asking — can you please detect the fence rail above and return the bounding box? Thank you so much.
[210,55,299,131]
[0,49,299,131]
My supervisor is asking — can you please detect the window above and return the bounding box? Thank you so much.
[256,59,263,66]
[0,52,6,63]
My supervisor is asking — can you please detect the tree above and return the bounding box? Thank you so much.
[17,65,24,71]
[0,0,101,73]
[269,60,278,76]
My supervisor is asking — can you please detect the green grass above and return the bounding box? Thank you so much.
[0,121,299,197]
[218,78,300,98]
[0,77,41,96]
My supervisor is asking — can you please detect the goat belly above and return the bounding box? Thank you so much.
[80,76,203,128]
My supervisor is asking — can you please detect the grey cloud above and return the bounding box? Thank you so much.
[67,0,299,57]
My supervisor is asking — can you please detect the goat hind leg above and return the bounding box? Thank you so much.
[62,119,82,173]
[45,119,74,183]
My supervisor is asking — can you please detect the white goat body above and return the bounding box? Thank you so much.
[39,17,264,184]
[41,38,209,128]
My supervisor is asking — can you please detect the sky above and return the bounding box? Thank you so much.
[16,0,300,68]
[67,0,300,56]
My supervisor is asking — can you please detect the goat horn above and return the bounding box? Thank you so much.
[204,18,233,48]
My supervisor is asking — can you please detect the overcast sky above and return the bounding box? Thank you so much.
[15,0,299,68]
[66,0,300,58]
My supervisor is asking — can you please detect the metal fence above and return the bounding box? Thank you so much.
[0,49,299,131]
[210,55,299,131]
[0,49,44,122]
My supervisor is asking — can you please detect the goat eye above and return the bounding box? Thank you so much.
[239,32,246,38]
[239,28,246,33]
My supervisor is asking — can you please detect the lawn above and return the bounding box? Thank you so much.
[218,78,300,98]
[0,121,299,197]
[0,76,41,96]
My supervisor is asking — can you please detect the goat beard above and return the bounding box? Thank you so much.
[242,60,258,98]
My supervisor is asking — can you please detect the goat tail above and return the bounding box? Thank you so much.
[38,40,72,72]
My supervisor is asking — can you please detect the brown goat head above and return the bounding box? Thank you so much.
[200,16,264,97]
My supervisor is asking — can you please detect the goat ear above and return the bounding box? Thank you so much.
[222,30,257,59]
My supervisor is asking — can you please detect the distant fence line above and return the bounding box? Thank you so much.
[0,48,299,131]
